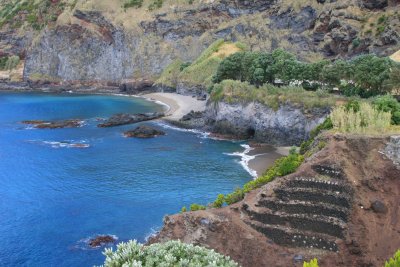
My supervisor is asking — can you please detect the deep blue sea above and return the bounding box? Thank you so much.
[0,92,252,267]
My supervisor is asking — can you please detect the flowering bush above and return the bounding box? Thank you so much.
[99,240,239,267]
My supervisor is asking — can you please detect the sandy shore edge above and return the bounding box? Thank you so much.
[141,92,291,178]
[142,92,206,121]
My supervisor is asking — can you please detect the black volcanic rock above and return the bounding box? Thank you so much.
[22,119,83,129]
[362,0,388,9]
[124,125,166,138]
[88,235,116,248]
[97,112,164,127]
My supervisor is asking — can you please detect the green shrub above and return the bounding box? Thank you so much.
[345,99,361,112]
[352,38,361,48]
[123,0,143,9]
[5,55,20,70]
[148,0,163,10]
[300,117,333,154]
[181,206,187,213]
[180,62,191,71]
[373,95,400,125]
[212,194,225,208]
[225,188,245,205]
[243,151,303,193]
[384,249,400,267]
[190,203,206,211]
[0,56,8,70]
[99,240,239,267]
[303,258,319,267]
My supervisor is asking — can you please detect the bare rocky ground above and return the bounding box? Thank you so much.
[150,134,400,267]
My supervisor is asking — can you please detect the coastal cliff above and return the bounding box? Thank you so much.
[1,0,399,86]
[204,101,329,145]
[150,134,400,267]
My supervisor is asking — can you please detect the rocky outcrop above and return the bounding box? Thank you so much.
[21,119,83,129]
[204,101,329,145]
[18,0,399,88]
[123,125,166,138]
[151,134,400,267]
[97,112,164,127]
[88,235,117,248]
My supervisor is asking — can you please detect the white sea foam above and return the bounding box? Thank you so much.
[155,121,210,139]
[144,226,161,243]
[27,140,90,149]
[224,144,258,178]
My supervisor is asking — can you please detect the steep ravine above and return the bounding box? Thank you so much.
[150,134,400,267]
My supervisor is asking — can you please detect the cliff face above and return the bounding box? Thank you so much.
[150,134,400,267]
[204,101,329,145]
[0,0,396,84]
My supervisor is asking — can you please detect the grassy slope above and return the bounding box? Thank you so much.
[210,80,344,110]
[156,40,244,88]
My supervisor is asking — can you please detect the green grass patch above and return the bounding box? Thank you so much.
[210,80,340,110]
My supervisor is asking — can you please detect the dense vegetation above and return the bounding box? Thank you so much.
[212,49,399,98]
[99,240,239,267]
[210,80,340,110]
[331,102,392,134]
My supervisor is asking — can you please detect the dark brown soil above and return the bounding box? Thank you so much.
[150,134,400,267]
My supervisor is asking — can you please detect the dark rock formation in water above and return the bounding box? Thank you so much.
[97,112,164,127]
[124,125,166,138]
[88,235,116,248]
[21,119,83,129]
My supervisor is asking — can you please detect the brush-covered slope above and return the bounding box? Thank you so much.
[150,133,400,267]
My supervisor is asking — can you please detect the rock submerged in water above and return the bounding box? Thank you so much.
[22,119,83,129]
[88,235,117,248]
[124,125,166,138]
[97,112,164,127]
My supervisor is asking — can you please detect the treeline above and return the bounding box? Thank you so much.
[212,49,400,98]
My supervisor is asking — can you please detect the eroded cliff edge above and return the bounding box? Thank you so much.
[150,134,400,267]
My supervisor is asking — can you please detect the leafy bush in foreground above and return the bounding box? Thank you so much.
[384,249,400,267]
[99,240,239,267]
[303,258,319,267]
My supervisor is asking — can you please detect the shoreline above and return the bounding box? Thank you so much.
[1,87,290,179]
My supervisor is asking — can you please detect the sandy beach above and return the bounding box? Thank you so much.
[142,92,290,178]
[143,92,206,121]
[247,145,291,177]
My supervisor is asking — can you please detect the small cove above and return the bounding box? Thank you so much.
[0,92,257,266]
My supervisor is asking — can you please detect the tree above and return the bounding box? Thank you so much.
[351,54,393,93]
[271,49,297,82]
